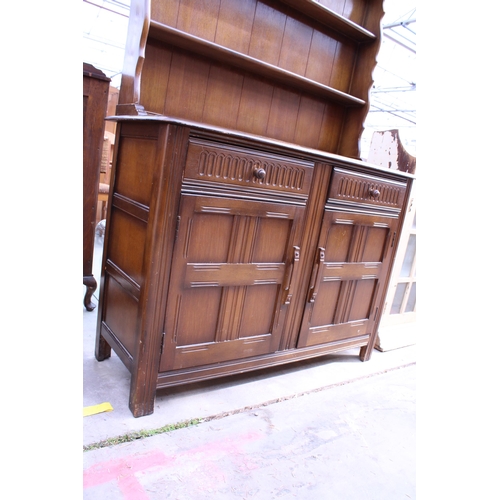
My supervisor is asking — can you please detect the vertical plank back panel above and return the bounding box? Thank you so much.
[318,0,349,14]
[278,16,314,76]
[305,28,338,86]
[176,0,221,40]
[330,41,357,93]
[341,0,366,24]
[248,2,287,66]
[215,0,257,54]
[293,96,326,148]
[338,2,383,157]
[121,0,383,157]
[150,0,181,26]
[201,65,244,130]
[139,40,172,114]
[266,87,301,143]
[318,104,345,152]
[236,76,274,135]
[319,0,367,22]
[163,51,211,122]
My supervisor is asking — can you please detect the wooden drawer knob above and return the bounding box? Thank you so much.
[369,188,380,199]
[253,166,266,179]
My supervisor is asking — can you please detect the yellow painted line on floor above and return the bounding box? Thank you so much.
[83,402,113,417]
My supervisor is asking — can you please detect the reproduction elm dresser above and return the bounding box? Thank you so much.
[95,0,414,417]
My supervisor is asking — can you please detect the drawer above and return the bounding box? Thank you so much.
[184,138,314,197]
[329,167,407,209]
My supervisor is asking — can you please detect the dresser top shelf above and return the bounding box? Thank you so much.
[278,0,377,42]
[149,21,366,108]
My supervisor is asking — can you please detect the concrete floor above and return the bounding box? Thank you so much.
[83,234,416,499]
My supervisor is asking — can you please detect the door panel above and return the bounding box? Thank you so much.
[376,181,416,351]
[297,209,398,348]
[160,193,304,371]
[173,287,223,346]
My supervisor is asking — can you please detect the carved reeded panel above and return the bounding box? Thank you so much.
[329,168,407,209]
[184,138,314,197]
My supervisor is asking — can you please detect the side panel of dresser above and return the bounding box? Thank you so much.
[95,122,188,417]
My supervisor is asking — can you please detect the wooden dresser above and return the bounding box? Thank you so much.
[95,0,415,417]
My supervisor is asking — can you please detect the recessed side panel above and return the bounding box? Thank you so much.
[113,136,158,207]
[106,210,147,289]
[101,275,140,362]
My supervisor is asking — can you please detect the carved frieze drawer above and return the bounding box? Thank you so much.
[184,138,314,198]
[329,167,407,209]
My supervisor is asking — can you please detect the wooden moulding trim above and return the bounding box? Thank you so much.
[147,21,366,108]
[156,336,369,388]
[181,177,309,205]
[83,62,111,82]
[106,260,141,302]
[324,200,401,219]
[112,193,150,223]
[278,0,376,42]
[106,117,416,182]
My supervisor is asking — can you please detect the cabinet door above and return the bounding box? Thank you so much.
[160,193,304,371]
[297,209,399,348]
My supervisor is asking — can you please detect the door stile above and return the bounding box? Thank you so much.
[280,162,333,351]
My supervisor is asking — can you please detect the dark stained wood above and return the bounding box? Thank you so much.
[296,209,401,349]
[137,39,172,114]
[119,0,383,157]
[147,22,365,107]
[96,116,413,416]
[215,0,257,53]
[202,65,244,129]
[248,1,288,66]
[280,0,376,41]
[95,1,414,418]
[83,63,110,311]
[160,140,312,372]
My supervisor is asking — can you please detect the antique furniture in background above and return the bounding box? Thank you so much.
[83,63,110,311]
[368,130,417,351]
[95,0,415,417]
[96,86,120,225]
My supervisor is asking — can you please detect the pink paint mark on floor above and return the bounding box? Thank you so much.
[84,450,174,500]
[84,430,264,498]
